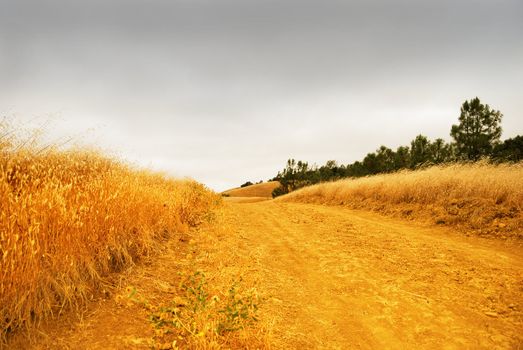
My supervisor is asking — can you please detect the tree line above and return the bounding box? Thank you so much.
[270,97,522,197]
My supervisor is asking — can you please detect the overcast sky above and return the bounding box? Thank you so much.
[1,0,522,191]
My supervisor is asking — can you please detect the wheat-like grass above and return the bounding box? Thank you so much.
[0,126,220,336]
[279,162,523,238]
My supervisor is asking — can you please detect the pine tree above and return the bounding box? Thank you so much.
[410,135,432,168]
[450,97,502,160]
[492,135,523,162]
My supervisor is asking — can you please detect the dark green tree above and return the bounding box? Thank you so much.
[318,160,341,181]
[346,161,366,177]
[430,138,454,164]
[362,152,380,175]
[410,135,432,168]
[450,97,503,160]
[375,146,396,173]
[393,146,410,170]
[492,135,523,162]
[272,159,317,197]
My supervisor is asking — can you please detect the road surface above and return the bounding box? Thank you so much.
[19,201,523,349]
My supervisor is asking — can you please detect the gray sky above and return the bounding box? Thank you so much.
[1,0,522,191]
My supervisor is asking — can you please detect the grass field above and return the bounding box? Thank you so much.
[279,162,523,239]
[0,126,220,338]
[222,181,280,198]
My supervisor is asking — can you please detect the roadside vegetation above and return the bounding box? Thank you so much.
[271,97,522,197]
[0,122,220,340]
[125,272,262,349]
[280,162,523,239]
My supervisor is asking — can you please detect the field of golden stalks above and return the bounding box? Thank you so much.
[279,163,523,239]
[0,125,220,338]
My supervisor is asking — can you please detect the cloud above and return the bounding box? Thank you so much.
[1,0,522,190]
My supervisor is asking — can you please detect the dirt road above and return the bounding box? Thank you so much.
[216,201,522,349]
[20,200,523,349]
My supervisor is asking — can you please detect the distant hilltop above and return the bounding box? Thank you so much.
[222,181,281,198]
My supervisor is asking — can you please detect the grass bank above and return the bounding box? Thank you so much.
[0,126,220,337]
[279,163,523,239]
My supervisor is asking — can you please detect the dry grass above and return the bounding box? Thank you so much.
[279,162,523,239]
[222,181,280,198]
[0,124,220,338]
[223,197,271,204]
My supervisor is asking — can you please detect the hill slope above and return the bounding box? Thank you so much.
[222,181,280,198]
[279,163,523,239]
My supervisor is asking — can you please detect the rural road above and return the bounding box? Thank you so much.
[217,200,523,349]
[23,200,523,349]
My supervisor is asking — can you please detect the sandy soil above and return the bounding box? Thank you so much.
[12,201,523,349]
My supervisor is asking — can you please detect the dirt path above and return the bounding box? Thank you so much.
[16,201,523,349]
[216,201,523,349]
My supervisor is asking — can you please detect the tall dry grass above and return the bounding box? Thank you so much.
[279,163,523,239]
[0,125,220,337]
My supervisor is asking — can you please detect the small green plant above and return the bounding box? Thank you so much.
[181,271,209,313]
[126,272,260,349]
[216,279,259,334]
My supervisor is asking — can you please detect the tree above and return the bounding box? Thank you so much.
[492,135,523,162]
[318,160,341,181]
[272,159,317,197]
[393,146,410,170]
[375,146,395,173]
[410,135,432,168]
[450,97,503,160]
[430,138,454,164]
[362,152,380,175]
[240,181,253,188]
[346,161,366,177]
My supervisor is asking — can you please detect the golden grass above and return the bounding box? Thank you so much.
[279,162,523,239]
[222,181,280,198]
[0,127,220,337]
[223,197,272,204]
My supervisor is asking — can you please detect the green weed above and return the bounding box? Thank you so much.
[127,271,260,349]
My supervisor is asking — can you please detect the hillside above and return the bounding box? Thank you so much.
[222,181,280,198]
[279,162,523,239]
